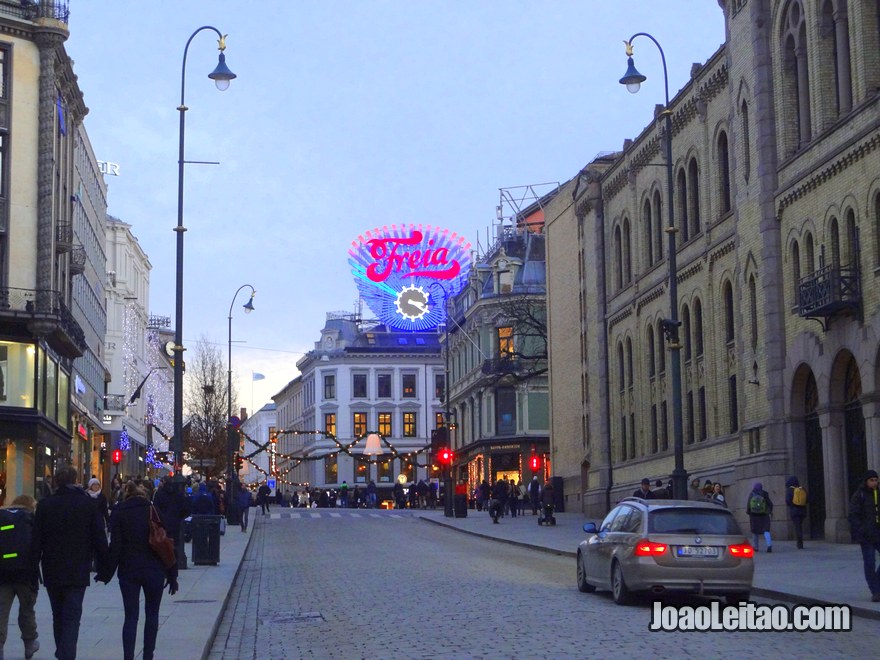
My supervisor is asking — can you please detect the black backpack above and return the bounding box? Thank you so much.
[0,508,34,575]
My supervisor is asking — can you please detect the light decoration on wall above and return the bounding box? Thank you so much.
[348,224,471,331]
[121,303,140,408]
[118,425,130,451]
[144,329,172,445]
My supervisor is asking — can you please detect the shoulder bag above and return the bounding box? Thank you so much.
[149,504,177,568]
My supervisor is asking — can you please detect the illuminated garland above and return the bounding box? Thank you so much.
[119,426,131,451]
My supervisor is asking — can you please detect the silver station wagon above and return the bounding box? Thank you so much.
[576,498,754,605]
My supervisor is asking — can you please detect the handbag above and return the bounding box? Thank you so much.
[149,505,177,568]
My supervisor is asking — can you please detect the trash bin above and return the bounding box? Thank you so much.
[191,514,221,565]
[453,484,468,518]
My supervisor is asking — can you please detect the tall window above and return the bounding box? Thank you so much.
[749,276,758,349]
[435,412,445,429]
[687,157,701,238]
[323,374,336,399]
[324,412,336,436]
[614,225,623,289]
[650,404,658,453]
[403,412,417,437]
[686,390,695,444]
[682,304,692,361]
[660,400,669,451]
[498,327,514,358]
[621,416,628,461]
[718,131,731,214]
[728,375,739,433]
[874,193,880,267]
[352,373,367,398]
[377,412,392,437]
[324,454,338,484]
[643,198,654,266]
[647,325,656,378]
[677,168,689,242]
[830,216,840,266]
[496,387,516,434]
[653,190,664,262]
[623,217,632,284]
[377,373,391,398]
[724,281,735,344]
[741,100,751,181]
[694,298,704,357]
[402,373,416,398]
[845,209,857,266]
[806,232,815,272]
[353,412,367,437]
[617,342,625,393]
[657,320,666,373]
[625,338,633,389]
[698,387,707,441]
[781,0,811,151]
[434,373,445,400]
[819,0,852,116]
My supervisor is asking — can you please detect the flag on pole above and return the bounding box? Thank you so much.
[252,372,266,381]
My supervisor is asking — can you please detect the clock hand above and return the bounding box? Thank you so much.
[410,300,427,313]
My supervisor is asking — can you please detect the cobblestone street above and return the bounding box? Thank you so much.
[208,513,880,659]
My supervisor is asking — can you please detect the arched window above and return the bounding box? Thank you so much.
[724,281,735,344]
[647,325,656,378]
[626,337,634,389]
[653,190,664,263]
[623,217,632,284]
[845,208,857,266]
[749,276,758,349]
[617,342,625,393]
[806,232,815,272]
[688,157,701,238]
[614,225,623,290]
[677,167,689,242]
[792,240,801,303]
[830,217,840,266]
[643,198,654,266]
[682,304,692,361]
[781,0,811,151]
[819,0,852,117]
[694,298,704,357]
[718,131,731,214]
[874,193,880,267]
[741,100,751,181]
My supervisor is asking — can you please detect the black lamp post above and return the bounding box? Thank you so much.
[226,285,255,524]
[619,33,687,500]
[171,26,236,564]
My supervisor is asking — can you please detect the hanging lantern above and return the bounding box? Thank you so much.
[363,433,383,456]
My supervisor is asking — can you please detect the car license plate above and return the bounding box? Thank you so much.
[676,545,719,557]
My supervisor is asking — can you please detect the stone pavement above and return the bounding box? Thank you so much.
[15,506,877,659]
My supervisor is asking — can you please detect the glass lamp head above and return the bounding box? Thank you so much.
[209,53,236,91]
[619,56,646,94]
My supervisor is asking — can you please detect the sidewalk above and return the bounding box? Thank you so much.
[416,509,880,621]
[27,519,254,660]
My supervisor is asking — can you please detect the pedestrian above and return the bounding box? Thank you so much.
[490,479,506,524]
[848,469,880,601]
[237,486,253,533]
[416,480,428,509]
[98,481,178,660]
[701,479,714,500]
[32,465,110,660]
[87,477,110,528]
[632,478,655,499]
[152,476,189,564]
[257,482,271,515]
[0,494,40,659]
[528,477,540,515]
[508,480,521,518]
[785,475,807,549]
[746,482,773,552]
[366,480,377,509]
[339,481,349,508]
[191,482,216,515]
[540,479,555,521]
[710,483,727,508]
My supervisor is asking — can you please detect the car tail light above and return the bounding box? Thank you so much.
[728,543,754,557]
[634,539,668,556]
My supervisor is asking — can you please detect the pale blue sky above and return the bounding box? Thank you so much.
[65,1,725,412]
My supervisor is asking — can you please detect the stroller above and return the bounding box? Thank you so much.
[537,501,556,526]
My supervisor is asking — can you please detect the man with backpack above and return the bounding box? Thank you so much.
[746,482,773,552]
[0,494,40,659]
[785,475,808,549]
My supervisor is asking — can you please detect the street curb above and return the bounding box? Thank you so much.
[200,522,257,660]
[420,515,880,622]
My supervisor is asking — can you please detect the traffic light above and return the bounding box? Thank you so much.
[235,453,243,471]
[530,454,542,471]
[437,447,454,465]
[111,449,123,464]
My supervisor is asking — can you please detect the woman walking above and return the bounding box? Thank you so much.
[98,482,178,660]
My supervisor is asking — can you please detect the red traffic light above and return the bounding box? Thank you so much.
[111,449,123,464]
[437,448,454,464]
[530,454,542,471]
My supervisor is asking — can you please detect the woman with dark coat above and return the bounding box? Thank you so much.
[785,475,807,549]
[746,482,773,553]
[98,482,178,660]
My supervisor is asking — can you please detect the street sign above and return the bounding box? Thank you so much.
[188,458,215,468]
[267,478,276,490]
[229,415,241,429]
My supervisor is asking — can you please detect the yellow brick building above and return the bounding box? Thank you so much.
[546,0,880,541]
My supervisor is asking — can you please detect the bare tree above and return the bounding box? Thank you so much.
[479,294,548,383]
[184,336,237,479]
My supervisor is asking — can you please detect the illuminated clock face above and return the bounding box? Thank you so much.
[395,285,429,321]
[164,341,176,357]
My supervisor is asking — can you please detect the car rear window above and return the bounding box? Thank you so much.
[648,508,741,535]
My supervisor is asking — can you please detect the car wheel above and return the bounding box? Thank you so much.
[726,592,750,605]
[577,553,596,593]
[611,561,632,605]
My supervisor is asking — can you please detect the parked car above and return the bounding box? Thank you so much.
[576,497,754,605]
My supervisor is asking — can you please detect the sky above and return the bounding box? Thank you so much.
[64,1,726,414]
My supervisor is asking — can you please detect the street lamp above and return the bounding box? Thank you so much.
[619,33,687,499]
[171,26,236,564]
[227,284,256,524]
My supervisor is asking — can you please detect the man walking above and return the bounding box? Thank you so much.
[32,466,110,659]
[528,476,540,515]
[849,469,880,601]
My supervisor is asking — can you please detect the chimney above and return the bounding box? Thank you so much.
[240,407,248,422]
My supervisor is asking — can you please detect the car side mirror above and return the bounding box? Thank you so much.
[583,521,598,534]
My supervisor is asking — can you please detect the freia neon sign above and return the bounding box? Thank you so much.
[349,225,471,331]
